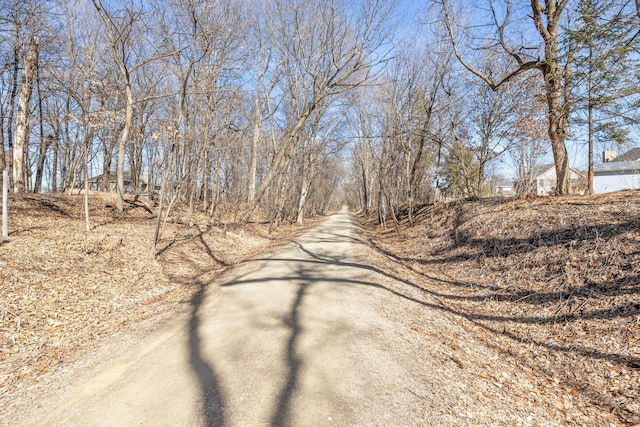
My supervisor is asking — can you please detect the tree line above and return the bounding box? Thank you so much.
[2,0,639,228]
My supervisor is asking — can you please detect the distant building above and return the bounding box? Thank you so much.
[490,176,515,196]
[594,148,640,193]
[516,163,585,196]
[87,172,154,194]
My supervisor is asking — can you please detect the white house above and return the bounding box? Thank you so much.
[594,148,640,193]
[86,172,155,194]
[491,176,515,196]
[529,164,584,196]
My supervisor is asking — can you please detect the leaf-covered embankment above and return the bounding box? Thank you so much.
[363,191,640,425]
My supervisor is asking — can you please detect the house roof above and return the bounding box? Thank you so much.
[530,163,555,178]
[611,147,640,162]
[594,160,640,174]
[529,163,585,179]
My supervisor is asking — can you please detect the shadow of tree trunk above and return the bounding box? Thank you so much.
[271,281,308,426]
[189,284,226,426]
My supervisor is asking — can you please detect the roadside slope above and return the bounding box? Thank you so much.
[361,192,639,425]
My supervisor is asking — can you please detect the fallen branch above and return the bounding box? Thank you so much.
[123,195,157,215]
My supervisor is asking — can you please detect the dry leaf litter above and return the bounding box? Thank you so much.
[359,191,639,426]
[0,193,316,422]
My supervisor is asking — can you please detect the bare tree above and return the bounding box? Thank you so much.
[92,0,179,213]
[241,0,395,222]
[440,0,573,194]
[295,105,339,224]
[349,105,374,215]
[1,0,23,177]
[347,31,453,223]
[12,35,37,193]
[246,18,279,204]
[91,0,138,212]
[467,75,521,197]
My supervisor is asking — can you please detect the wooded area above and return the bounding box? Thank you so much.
[2,0,640,227]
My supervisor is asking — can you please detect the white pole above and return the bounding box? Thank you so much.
[2,169,8,239]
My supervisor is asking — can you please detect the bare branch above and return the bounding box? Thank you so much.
[442,0,540,91]
[530,0,551,41]
[490,0,523,65]
[441,0,498,89]
[493,60,541,90]
[129,46,190,74]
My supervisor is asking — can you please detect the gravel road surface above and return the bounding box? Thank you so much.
[29,211,563,426]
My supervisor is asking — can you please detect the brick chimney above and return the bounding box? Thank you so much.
[602,151,617,163]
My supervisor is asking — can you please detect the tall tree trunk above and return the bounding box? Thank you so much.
[586,44,594,195]
[152,172,166,256]
[360,153,370,215]
[0,101,5,172]
[61,91,72,192]
[201,144,210,211]
[296,183,309,223]
[533,0,570,195]
[543,60,570,195]
[408,120,429,224]
[102,142,113,191]
[34,135,52,193]
[296,163,310,224]
[133,136,143,196]
[116,82,134,212]
[249,69,268,204]
[13,36,38,193]
[51,136,58,192]
[587,100,594,195]
[33,56,46,193]
[248,102,261,203]
[152,138,175,255]
[6,39,20,159]
[83,135,91,232]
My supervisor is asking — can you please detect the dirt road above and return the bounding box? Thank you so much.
[25,212,570,426]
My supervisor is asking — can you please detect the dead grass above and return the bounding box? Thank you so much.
[360,191,640,426]
[0,193,319,410]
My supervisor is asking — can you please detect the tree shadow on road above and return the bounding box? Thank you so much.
[270,281,309,426]
[181,211,638,424]
[189,282,226,426]
[159,240,228,426]
[246,212,640,423]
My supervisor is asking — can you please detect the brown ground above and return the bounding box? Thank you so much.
[1,191,638,426]
[358,191,640,426]
[5,208,621,427]
[0,193,319,418]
